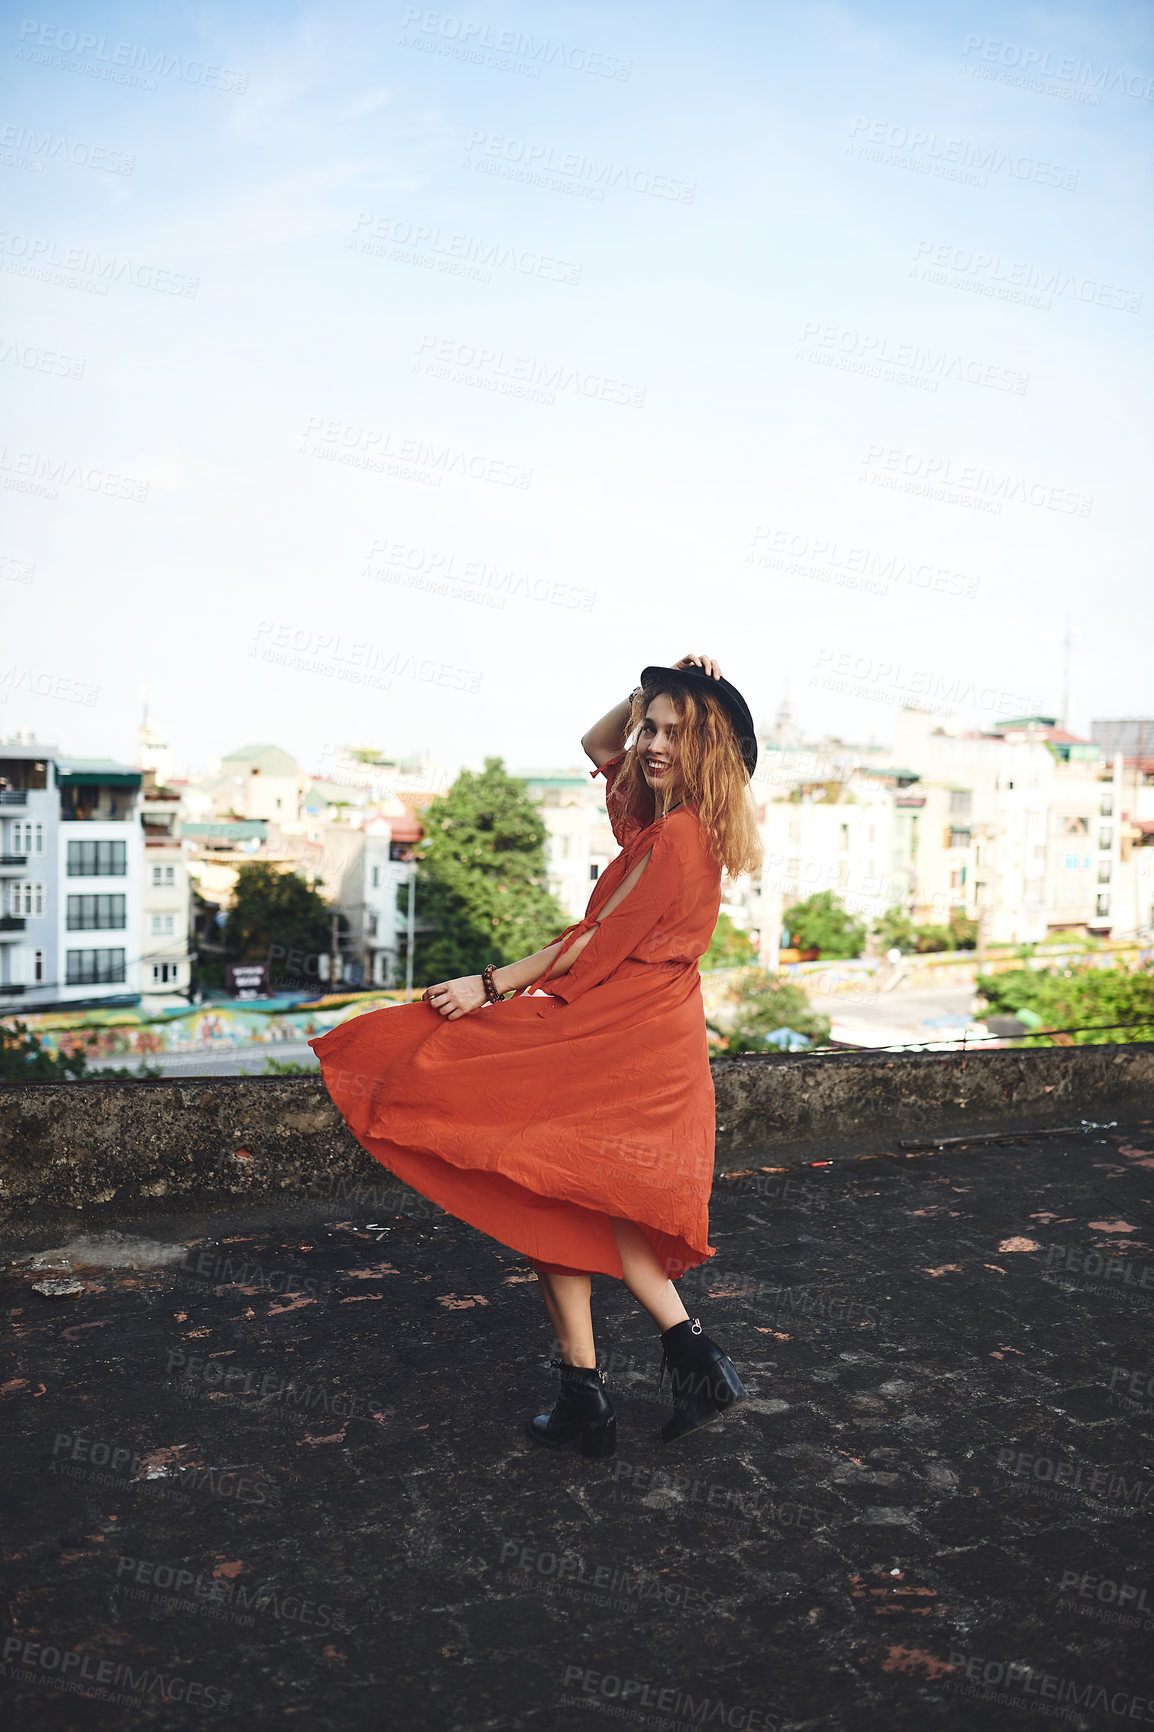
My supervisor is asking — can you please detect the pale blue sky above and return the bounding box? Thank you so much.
[2,0,1151,777]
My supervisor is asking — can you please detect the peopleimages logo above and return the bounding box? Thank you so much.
[961,35,1154,101]
[847,116,1078,188]
[400,8,632,80]
[14,19,248,92]
[1,1635,232,1711]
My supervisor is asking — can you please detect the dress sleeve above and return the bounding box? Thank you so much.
[590,750,640,849]
[543,823,680,1006]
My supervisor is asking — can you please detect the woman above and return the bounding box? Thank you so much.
[310,652,763,1456]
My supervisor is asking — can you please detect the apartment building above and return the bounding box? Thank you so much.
[140,774,193,1001]
[517,767,616,922]
[0,741,143,1010]
[892,710,1131,943]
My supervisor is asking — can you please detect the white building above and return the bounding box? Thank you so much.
[308,818,418,987]
[140,774,192,1002]
[893,710,1125,943]
[0,742,144,1010]
[516,767,615,922]
[198,743,304,824]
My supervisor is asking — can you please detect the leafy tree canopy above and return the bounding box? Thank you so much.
[405,758,567,982]
[874,906,976,954]
[703,912,758,970]
[976,963,1154,1045]
[707,967,831,1053]
[225,861,338,962]
[785,891,866,959]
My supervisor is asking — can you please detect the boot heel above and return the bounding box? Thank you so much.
[580,1414,617,1458]
[714,1354,747,1409]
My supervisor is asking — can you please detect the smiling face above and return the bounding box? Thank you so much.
[637,692,686,805]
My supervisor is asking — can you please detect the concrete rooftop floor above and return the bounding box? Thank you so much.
[3,1124,1153,1731]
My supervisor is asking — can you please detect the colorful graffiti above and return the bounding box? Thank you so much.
[1,993,405,1058]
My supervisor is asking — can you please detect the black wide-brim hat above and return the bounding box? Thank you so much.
[639,665,758,780]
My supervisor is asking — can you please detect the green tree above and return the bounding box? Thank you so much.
[224,861,339,965]
[707,968,831,1052]
[703,911,758,970]
[976,963,1154,1045]
[785,891,866,959]
[405,759,567,982]
[874,906,916,952]
[1,1020,89,1081]
[874,906,977,954]
[0,1021,159,1081]
[947,909,977,950]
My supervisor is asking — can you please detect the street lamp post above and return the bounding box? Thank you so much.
[404,858,416,1003]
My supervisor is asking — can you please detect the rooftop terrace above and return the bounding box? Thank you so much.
[2,1053,1153,1730]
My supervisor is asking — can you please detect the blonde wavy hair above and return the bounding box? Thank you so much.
[614,678,763,879]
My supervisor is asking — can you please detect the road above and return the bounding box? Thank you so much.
[805,984,983,1050]
[90,1040,321,1077]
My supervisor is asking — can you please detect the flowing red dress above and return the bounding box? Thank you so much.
[308,751,723,1281]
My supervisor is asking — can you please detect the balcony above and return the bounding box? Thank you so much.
[0,789,27,808]
[0,980,25,994]
[0,854,28,868]
[0,915,26,933]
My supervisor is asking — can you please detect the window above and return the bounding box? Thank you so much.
[151,962,180,984]
[67,894,125,930]
[151,864,175,887]
[150,913,176,937]
[1098,863,1112,884]
[8,946,44,984]
[67,839,126,876]
[370,865,380,888]
[66,948,126,985]
[12,821,43,854]
[948,790,972,817]
[366,912,378,938]
[948,828,971,848]
[1096,893,1111,918]
[1099,827,1112,852]
[838,824,849,851]
[590,864,599,880]
[6,881,45,916]
[1100,796,1113,817]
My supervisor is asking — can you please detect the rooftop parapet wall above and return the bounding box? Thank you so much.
[2,1044,1152,1226]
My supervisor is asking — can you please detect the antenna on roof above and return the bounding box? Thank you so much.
[1060,611,1073,733]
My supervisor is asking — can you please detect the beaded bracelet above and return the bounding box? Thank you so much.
[481,963,503,1004]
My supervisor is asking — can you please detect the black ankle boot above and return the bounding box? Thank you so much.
[527,1359,617,1458]
[658,1317,747,1444]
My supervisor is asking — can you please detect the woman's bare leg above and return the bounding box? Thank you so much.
[610,1219,690,1332]
[535,1271,597,1368]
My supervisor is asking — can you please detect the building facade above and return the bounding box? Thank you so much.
[0,742,144,1011]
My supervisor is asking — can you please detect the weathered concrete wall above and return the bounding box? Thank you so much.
[711,1041,1154,1156]
[1,1044,1151,1222]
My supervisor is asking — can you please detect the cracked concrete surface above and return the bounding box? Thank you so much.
[2,1124,1152,1729]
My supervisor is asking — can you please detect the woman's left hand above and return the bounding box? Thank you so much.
[422,975,488,1019]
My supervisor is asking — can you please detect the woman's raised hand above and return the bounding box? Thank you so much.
[422,975,488,1019]
[672,652,723,680]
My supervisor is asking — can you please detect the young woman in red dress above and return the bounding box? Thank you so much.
[310,652,763,1455]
